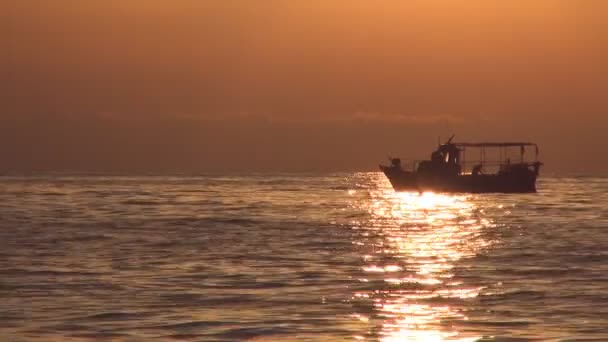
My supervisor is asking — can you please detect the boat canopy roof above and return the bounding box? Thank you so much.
[452,142,537,148]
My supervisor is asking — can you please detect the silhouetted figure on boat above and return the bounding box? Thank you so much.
[472,164,483,176]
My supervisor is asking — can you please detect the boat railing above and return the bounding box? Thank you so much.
[400,160,538,173]
[459,160,538,174]
[392,158,538,173]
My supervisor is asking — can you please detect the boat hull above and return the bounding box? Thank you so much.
[380,167,538,193]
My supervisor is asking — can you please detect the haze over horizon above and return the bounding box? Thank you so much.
[3,1,608,175]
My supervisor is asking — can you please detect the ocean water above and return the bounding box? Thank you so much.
[1,174,608,342]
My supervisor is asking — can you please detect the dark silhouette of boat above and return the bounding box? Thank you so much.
[380,136,543,193]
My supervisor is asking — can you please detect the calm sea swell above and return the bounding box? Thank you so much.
[1,174,607,341]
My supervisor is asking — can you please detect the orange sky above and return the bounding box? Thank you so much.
[2,1,608,174]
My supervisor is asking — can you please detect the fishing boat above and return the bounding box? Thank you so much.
[380,136,543,193]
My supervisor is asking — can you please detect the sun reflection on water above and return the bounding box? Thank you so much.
[349,173,493,341]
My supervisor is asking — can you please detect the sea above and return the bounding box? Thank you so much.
[1,174,607,342]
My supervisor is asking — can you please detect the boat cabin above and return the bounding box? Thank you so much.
[410,135,542,178]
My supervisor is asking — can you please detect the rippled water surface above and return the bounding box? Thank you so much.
[1,174,608,341]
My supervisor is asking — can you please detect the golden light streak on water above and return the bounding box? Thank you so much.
[349,173,494,341]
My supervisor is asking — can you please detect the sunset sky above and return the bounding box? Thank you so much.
[3,1,608,174]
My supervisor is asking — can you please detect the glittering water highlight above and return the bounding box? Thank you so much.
[1,174,608,341]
